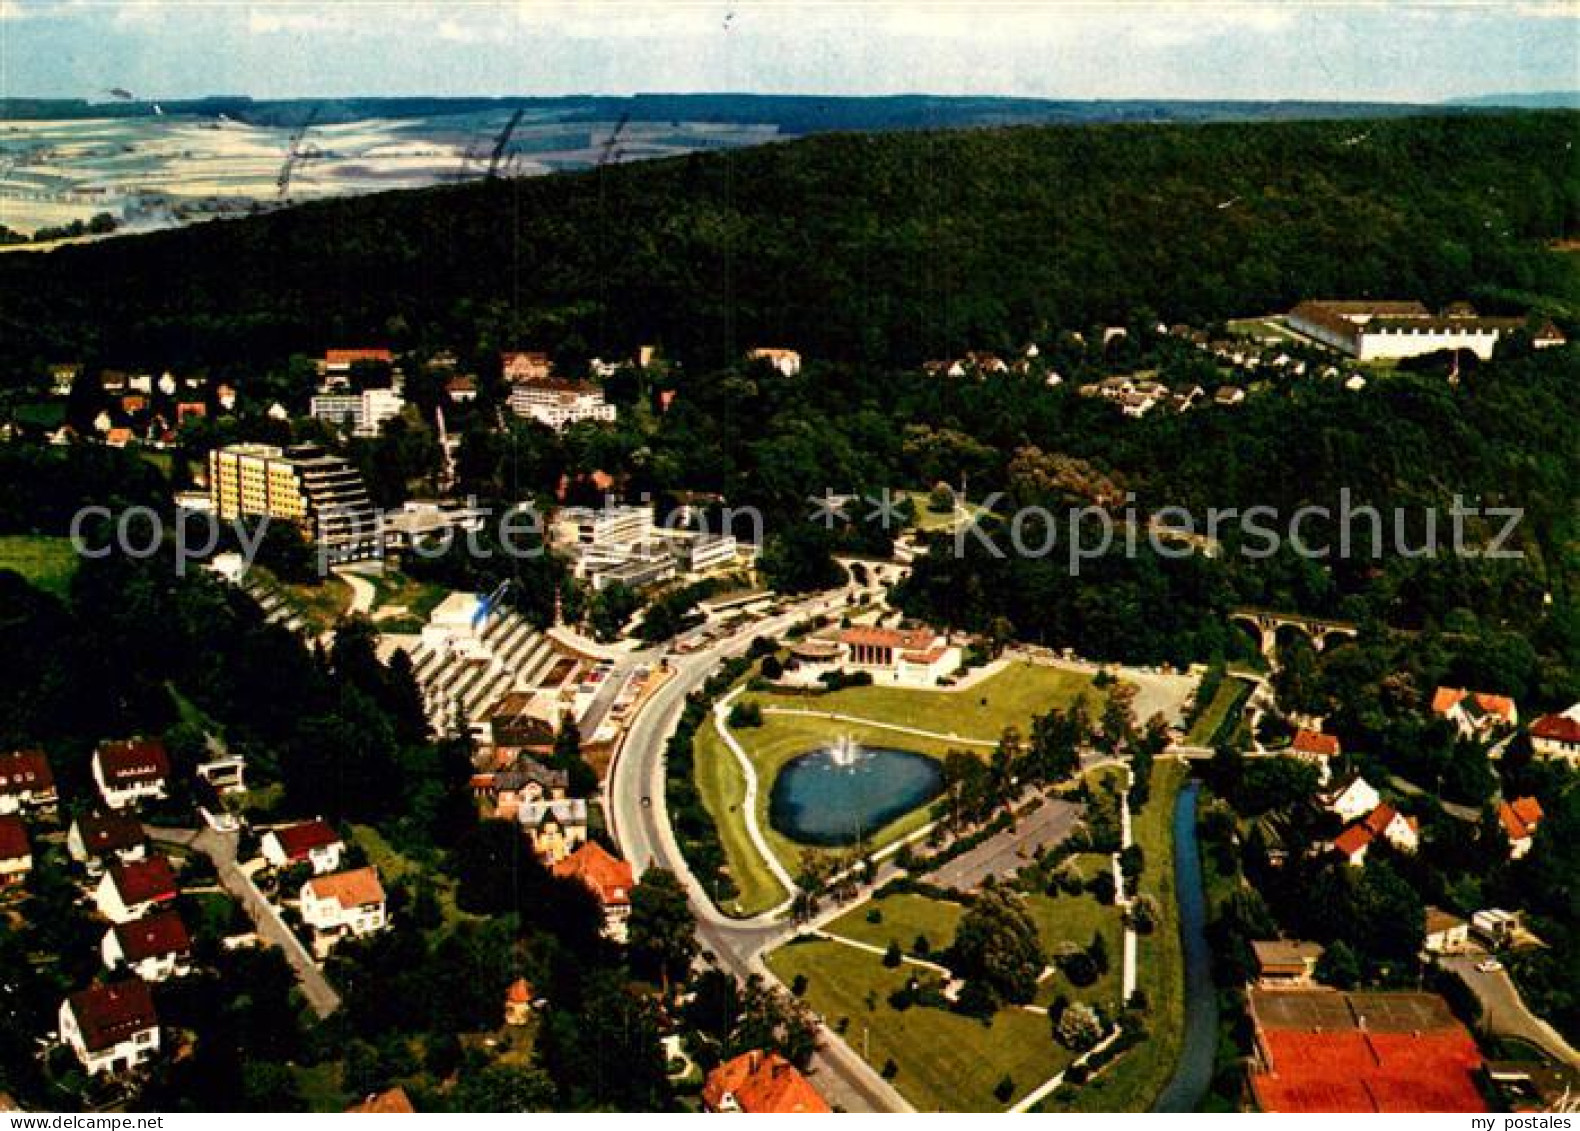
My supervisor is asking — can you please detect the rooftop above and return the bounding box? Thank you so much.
[304,866,386,910]
[68,979,158,1053]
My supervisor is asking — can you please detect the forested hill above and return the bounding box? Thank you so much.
[0,112,1575,372]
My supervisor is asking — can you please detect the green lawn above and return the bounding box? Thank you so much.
[1037,760,1188,1112]
[692,723,790,918]
[749,661,1104,746]
[767,937,1074,1111]
[1025,884,1125,1013]
[350,824,473,928]
[0,534,79,597]
[900,490,993,534]
[826,892,965,955]
[368,570,452,633]
[1185,676,1253,747]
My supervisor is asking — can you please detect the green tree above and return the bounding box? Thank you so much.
[627,868,698,998]
[950,883,1044,1005]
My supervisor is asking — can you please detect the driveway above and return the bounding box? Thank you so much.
[930,794,1082,892]
[149,824,342,1018]
[1442,956,1580,1067]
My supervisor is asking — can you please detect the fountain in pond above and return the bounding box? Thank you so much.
[827,734,865,768]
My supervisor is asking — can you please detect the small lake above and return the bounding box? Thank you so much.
[768,745,944,847]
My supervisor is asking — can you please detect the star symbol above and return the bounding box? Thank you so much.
[864,488,905,530]
[806,489,849,529]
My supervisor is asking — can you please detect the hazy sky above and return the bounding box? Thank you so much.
[2,1,1576,103]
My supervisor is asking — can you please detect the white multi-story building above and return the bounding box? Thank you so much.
[309,387,405,437]
[508,378,617,431]
[60,979,160,1076]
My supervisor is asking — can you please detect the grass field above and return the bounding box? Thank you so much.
[1038,760,1188,1112]
[1185,676,1254,747]
[1025,883,1126,1012]
[749,661,1103,745]
[350,824,473,928]
[692,723,790,917]
[826,891,965,954]
[368,570,452,633]
[767,937,1074,1111]
[0,534,79,597]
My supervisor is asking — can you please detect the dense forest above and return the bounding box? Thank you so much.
[0,113,1575,372]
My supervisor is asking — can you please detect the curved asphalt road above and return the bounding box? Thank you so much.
[607,586,913,1112]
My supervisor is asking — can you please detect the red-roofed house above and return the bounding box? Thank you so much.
[1290,729,1341,783]
[67,812,147,871]
[1499,797,1544,860]
[0,815,32,888]
[1529,705,1580,764]
[0,749,57,815]
[1333,823,1374,867]
[501,350,553,383]
[503,977,536,1026]
[1432,687,1518,741]
[261,820,345,875]
[1320,774,1382,824]
[300,867,388,956]
[95,855,178,923]
[323,349,394,376]
[59,979,160,1075]
[92,738,170,810]
[553,841,634,941]
[102,911,192,982]
[1366,803,1420,853]
[703,1049,829,1113]
[345,1086,416,1113]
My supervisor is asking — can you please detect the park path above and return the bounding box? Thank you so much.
[713,690,800,909]
[333,567,377,616]
[149,824,341,1018]
[761,706,999,748]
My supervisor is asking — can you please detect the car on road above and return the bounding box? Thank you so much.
[1476,959,1504,974]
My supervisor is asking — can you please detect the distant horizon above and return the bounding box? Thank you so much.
[6,88,1578,108]
[3,1,1576,105]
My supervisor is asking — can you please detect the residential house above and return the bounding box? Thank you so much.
[1333,822,1373,867]
[1319,774,1381,824]
[519,797,589,865]
[102,911,193,982]
[260,820,346,875]
[1432,687,1518,742]
[1362,802,1420,854]
[553,841,634,941]
[1498,797,1544,860]
[95,855,178,924]
[503,978,536,1026]
[0,749,56,815]
[445,374,477,402]
[345,1087,416,1113]
[1472,909,1523,948]
[702,1049,830,1113]
[1529,705,1580,764]
[67,812,147,871]
[300,867,388,956]
[0,816,31,889]
[59,979,160,1076]
[1423,908,1471,955]
[92,738,170,810]
[500,350,553,383]
[745,348,802,377]
[1290,728,1341,784]
[1251,940,1325,989]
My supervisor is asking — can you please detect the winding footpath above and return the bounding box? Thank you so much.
[712,689,799,910]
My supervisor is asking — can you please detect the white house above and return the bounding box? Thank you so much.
[300,867,387,956]
[91,739,170,811]
[1319,775,1381,824]
[1431,687,1518,742]
[1529,705,1580,764]
[261,820,346,875]
[0,815,31,889]
[67,812,147,871]
[745,347,802,377]
[1423,908,1471,955]
[101,911,192,982]
[94,855,178,924]
[59,979,159,1076]
[837,625,962,687]
[0,749,57,815]
[1499,797,1544,860]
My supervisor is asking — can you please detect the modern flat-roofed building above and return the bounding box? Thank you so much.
[507,377,616,431]
[309,387,404,437]
[208,442,381,562]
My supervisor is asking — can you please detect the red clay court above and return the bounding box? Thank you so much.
[1249,990,1487,1113]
